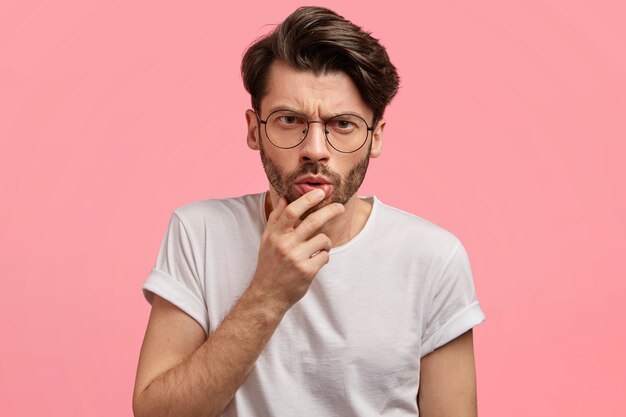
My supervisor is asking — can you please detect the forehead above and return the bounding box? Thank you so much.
[260,61,372,119]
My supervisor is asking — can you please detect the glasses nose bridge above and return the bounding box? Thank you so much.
[303,120,329,141]
[299,119,331,159]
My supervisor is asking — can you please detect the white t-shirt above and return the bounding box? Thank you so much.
[142,192,485,416]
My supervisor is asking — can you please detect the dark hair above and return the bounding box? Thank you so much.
[241,6,400,123]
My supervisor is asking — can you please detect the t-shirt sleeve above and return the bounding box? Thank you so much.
[421,240,485,357]
[142,212,209,336]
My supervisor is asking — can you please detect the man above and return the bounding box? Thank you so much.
[133,6,485,417]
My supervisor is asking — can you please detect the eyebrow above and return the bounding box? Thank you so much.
[266,105,368,121]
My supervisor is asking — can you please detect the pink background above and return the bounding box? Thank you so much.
[1,1,625,416]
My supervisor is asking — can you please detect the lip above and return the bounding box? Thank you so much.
[294,176,333,197]
[295,175,332,185]
[295,183,333,197]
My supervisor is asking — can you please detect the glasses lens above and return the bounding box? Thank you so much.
[266,111,308,148]
[265,111,370,152]
[325,114,369,153]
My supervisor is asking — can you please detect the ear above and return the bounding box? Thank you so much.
[245,109,260,150]
[369,118,385,158]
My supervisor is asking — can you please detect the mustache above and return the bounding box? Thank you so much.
[286,163,342,185]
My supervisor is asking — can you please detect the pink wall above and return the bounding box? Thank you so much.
[1,1,624,416]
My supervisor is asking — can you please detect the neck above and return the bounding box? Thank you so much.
[264,188,372,248]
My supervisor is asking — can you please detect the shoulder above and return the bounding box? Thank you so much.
[171,192,266,233]
[372,197,462,254]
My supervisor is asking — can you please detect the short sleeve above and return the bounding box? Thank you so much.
[142,212,209,336]
[421,240,485,357]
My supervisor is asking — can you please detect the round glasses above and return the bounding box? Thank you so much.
[257,109,374,153]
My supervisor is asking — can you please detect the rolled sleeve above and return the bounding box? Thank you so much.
[142,212,209,336]
[421,240,486,357]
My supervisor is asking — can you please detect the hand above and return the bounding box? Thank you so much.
[250,189,345,312]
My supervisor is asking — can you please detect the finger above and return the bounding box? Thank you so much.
[294,202,345,239]
[275,189,326,231]
[267,196,288,224]
[298,233,332,259]
[306,248,330,270]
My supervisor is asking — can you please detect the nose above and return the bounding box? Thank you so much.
[299,121,331,163]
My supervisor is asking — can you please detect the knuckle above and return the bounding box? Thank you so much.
[266,235,289,255]
[316,233,329,245]
[304,214,320,230]
[317,250,330,264]
[332,203,345,216]
[266,233,279,246]
[274,240,289,256]
[294,262,310,276]
[262,233,274,248]
[283,206,298,220]
[268,209,279,222]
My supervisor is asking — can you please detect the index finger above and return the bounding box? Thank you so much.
[267,195,288,224]
[275,189,326,230]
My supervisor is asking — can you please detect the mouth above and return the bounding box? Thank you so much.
[294,176,333,197]
[297,176,330,184]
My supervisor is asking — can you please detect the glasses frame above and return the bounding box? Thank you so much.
[256,109,375,154]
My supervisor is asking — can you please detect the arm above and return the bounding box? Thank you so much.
[417,329,478,417]
[132,289,285,417]
[133,190,344,417]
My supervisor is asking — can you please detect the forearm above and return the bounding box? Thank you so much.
[134,285,286,417]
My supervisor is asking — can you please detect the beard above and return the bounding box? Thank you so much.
[259,138,371,219]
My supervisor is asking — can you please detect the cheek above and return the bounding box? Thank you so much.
[265,149,297,171]
[336,155,364,175]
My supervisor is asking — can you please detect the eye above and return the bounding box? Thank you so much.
[329,116,358,133]
[273,112,307,127]
[335,120,354,129]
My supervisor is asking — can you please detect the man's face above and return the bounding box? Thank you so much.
[258,134,371,206]
[246,61,384,214]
